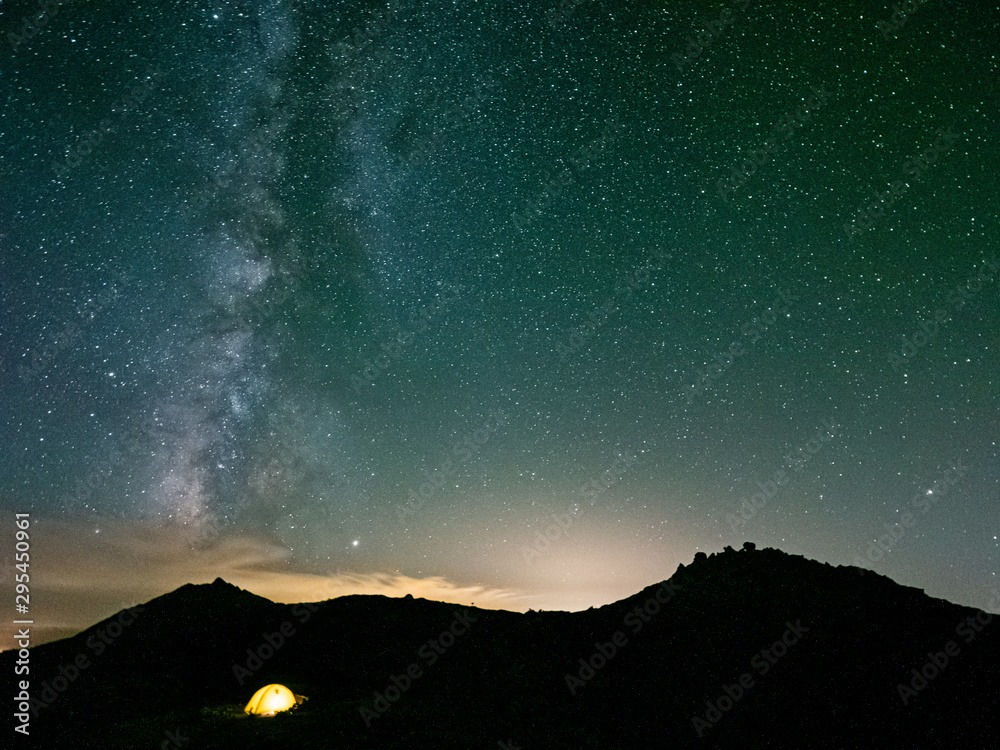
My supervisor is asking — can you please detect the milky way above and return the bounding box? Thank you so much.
[1,0,998,646]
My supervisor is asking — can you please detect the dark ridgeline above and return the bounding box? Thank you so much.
[4,544,997,748]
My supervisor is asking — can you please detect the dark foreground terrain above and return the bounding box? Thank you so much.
[5,544,997,748]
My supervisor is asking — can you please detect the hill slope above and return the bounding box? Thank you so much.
[5,545,997,748]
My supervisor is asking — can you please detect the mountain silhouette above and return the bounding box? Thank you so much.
[5,544,997,748]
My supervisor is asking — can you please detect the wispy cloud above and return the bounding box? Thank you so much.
[4,518,525,651]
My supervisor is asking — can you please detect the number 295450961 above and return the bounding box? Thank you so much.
[15,514,30,616]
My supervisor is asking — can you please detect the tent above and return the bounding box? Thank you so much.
[244,684,304,716]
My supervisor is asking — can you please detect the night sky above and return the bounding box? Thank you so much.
[2,0,998,650]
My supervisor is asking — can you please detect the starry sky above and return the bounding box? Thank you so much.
[1,0,998,649]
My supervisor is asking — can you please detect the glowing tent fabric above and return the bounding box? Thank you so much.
[244,684,300,716]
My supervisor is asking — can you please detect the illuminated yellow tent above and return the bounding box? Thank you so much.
[244,684,304,716]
